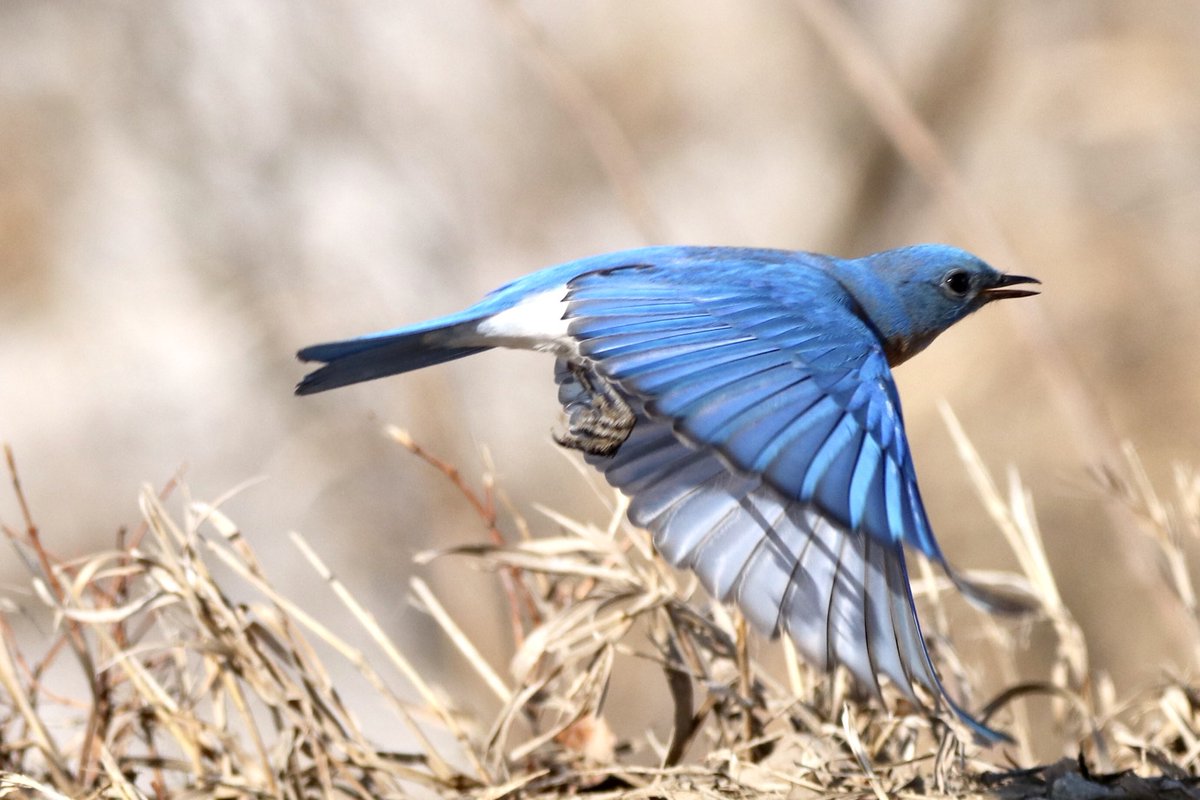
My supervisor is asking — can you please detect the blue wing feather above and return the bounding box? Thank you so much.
[756,399,844,493]
[673,373,815,441]
[800,412,859,496]
[810,423,865,525]
[625,349,784,397]
[707,391,830,470]
[578,314,718,337]
[613,442,711,496]
[847,435,885,531]
[648,358,793,415]
[604,340,778,384]
[567,299,698,317]
[583,328,751,360]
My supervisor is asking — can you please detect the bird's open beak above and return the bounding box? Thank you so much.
[982,273,1041,301]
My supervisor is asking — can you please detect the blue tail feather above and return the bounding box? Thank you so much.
[295,319,489,395]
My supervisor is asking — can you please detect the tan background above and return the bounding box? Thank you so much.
[2,1,1198,756]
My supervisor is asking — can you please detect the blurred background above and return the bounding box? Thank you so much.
[2,0,1199,757]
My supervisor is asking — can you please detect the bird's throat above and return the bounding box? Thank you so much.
[883,330,940,367]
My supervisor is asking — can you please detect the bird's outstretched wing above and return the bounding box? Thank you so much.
[565,264,943,559]
[556,265,1005,741]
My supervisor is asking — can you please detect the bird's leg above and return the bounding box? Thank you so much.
[554,362,636,457]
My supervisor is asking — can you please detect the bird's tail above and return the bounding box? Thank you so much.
[295,316,489,395]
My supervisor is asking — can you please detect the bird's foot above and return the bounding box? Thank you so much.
[554,363,635,457]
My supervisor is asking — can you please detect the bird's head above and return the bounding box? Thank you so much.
[843,244,1040,365]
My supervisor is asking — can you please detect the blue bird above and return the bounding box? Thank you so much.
[296,244,1039,741]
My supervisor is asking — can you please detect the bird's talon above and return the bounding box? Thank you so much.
[556,363,635,457]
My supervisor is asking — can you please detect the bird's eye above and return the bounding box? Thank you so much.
[941,269,972,297]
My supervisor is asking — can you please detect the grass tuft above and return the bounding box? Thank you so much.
[1,427,1199,798]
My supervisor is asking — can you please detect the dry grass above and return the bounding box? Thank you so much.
[2,422,1200,799]
[2,5,1198,798]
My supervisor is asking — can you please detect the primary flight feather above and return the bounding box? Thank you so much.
[296,244,1039,741]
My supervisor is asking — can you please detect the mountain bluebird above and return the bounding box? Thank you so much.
[296,244,1039,741]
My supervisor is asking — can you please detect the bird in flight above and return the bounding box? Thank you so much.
[296,244,1039,742]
